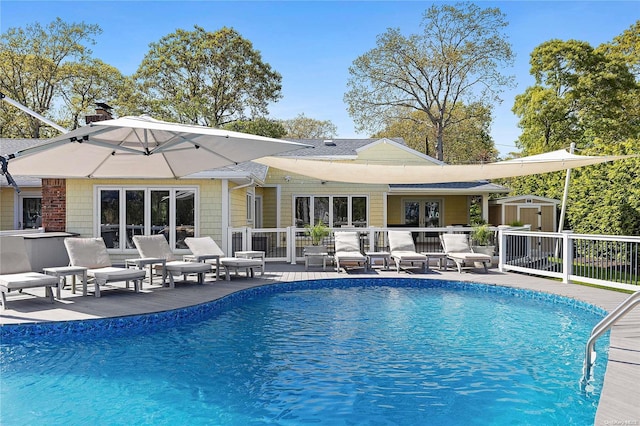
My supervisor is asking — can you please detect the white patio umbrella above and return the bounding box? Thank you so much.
[4,115,310,179]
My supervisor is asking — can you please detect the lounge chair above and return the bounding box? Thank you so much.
[333,232,367,273]
[440,233,491,273]
[0,235,60,309]
[64,237,146,297]
[132,235,211,287]
[184,237,263,280]
[387,231,429,273]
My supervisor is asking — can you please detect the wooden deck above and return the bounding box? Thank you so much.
[1,263,638,425]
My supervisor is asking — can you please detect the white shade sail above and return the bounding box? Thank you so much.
[255,149,634,184]
[6,115,309,179]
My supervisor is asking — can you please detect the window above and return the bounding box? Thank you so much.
[246,192,254,222]
[294,195,368,228]
[97,187,197,251]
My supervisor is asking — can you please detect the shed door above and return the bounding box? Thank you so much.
[519,207,541,231]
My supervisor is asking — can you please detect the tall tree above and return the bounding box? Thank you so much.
[0,18,101,137]
[345,3,514,161]
[508,22,640,235]
[135,26,282,127]
[281,113,338,139]
[57,59,134,129]
[372,103,498,164]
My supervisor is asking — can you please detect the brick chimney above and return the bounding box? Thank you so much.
[85,102,113,124]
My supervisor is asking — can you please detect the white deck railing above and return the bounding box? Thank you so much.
[228,225,640,292]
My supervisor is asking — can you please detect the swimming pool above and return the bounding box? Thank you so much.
[0,278,608,425]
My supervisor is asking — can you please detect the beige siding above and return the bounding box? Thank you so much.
[66,177,222,238]
[229,184,248,227]
[262,187,278,228]
[504,206,518,225]
[265,167,388,227]
[356,141,435,164]
[0,188,15,230]
[541,205,555,232]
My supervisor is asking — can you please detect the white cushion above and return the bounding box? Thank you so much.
[165,261,211,274]
[335,232,361,253]
[64,237,112,268]
[220,258,263,268]
[391,251,427,261]
[0,236,33,274]
[133,235,175,261]
[447,252,491,262]
[184,237,226,257]
[0,272,58,290]
[88,267,146,282]
[388,231,416,252]
[441,234,472,253]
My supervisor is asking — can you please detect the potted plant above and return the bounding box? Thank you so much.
[305,221,330,246]
[470,223,495,256]
[303,221,331,268]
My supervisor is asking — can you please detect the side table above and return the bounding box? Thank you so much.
[421,252,448,270]
[235,250,266,275]
[125,257,167,287]
[43,266,88,299]
[365,251,391,270]
[183,254,220,281]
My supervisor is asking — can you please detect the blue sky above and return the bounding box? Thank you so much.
[2,1,639,157]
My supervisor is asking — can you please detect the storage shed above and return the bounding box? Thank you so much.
[489,195,560,232]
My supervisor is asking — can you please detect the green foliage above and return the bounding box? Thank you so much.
[0,18,102,137]
[510,21,640,235]
[372,105,499,164]
[281,113,338,139]
[471,224,492,246]
[345,3,514,161]
[304,221,330,245]
[223,118,286,138]
[135,26,282,127]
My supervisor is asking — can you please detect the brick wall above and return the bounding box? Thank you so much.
[41,178,66,232]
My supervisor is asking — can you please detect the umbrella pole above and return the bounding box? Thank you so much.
[555,143,575,260]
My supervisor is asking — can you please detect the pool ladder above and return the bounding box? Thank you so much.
[581,290,640,387]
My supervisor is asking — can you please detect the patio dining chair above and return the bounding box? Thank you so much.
[132,235,211,287]
[0,235,60,309]
[64,237,146,297]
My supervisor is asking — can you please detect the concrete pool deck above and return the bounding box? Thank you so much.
[1,264,638,425]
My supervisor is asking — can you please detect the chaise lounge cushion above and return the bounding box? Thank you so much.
[0,272,59,291]
[64,237,112,268]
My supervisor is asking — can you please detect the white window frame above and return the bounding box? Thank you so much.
[94,185,199,253]
[14,190,42,230]
[293,195,369,228]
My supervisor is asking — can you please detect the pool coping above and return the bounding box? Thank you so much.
[1,265,638,424]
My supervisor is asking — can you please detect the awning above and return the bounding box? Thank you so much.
[255,149,634,184]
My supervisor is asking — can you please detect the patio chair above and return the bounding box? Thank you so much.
[0,235,60,309]
[64,237,146,297]
[132,235,211,287]
[184,237,263,280]
[440,233,491,273]
[388,231,429,273]
[333,232,367,273]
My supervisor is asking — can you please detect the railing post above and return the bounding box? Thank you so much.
[368,227,376,252]
[498,226,509,272]
[562,231,574,284]
[244,227,251,251]
[288,226,297,265]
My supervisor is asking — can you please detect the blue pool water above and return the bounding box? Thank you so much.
[1,279,608,425]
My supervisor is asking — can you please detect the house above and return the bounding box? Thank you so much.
[1,137,509,262]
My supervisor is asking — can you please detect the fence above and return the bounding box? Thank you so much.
[228,225,639,292]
